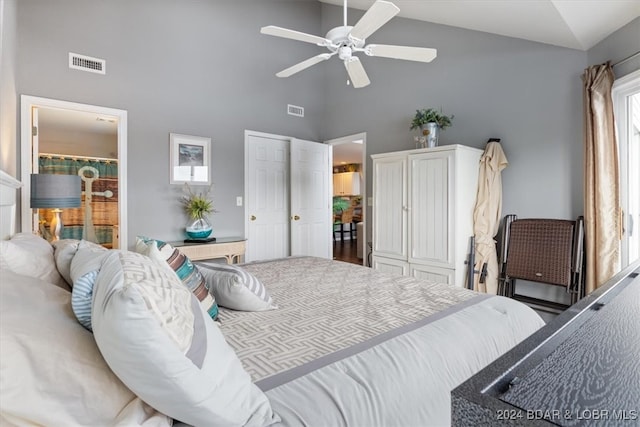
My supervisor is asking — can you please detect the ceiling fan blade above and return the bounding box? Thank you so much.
[276,53,333,78]
[261,25,331,46]
[349,0,400,42]
[366,44,437,62]
[344,57,371,88]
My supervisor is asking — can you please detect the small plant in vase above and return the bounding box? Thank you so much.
[410,108,454,148]
[181,183,216,239]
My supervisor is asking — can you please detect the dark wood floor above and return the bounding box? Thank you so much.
[333,238,362,265]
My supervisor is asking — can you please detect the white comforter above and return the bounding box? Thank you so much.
[200,257,545,427]
[265,295,543,426]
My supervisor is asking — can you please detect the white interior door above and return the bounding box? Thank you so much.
[290,138,331,258]
[245,133,290,262]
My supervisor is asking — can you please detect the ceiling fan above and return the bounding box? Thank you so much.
[260,0,437,88]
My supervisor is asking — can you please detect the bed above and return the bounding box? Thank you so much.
[0,170,545,426]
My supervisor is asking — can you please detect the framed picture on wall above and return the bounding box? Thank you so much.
[170,133,211,185]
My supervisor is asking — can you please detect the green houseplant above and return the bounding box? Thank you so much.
[333,197,350,215]
[181,184,216,239]
[410,108,454,131]
[410,108,454,148]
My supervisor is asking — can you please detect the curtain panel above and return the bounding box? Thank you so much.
[582,62,621,294]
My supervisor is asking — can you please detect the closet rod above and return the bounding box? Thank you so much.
[39,152,118,162]
[613,50,640,67]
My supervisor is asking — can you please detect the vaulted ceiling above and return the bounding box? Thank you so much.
[319,0,640,50]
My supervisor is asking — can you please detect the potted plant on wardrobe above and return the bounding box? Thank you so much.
[410,108,454,148]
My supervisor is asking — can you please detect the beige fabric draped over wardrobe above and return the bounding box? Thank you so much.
[582,62,621,294]
[472,142,508,294]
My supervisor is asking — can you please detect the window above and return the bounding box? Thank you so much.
[613,69,640,267]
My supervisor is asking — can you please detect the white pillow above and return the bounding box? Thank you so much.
[71,270,99,330]
[68,241,110,330]
[92,251,278,426]
[0,269,171,427]
[197,261,277,311]
[0,233,68,290]
[70,240,109,284]
[52,239,106,286]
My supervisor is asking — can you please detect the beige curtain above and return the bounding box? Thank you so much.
[472,142,508,294]
[583,62,621,294]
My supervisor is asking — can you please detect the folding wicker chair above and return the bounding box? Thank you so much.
[498,215,585,312]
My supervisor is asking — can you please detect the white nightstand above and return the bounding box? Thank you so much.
[169,237,246,264]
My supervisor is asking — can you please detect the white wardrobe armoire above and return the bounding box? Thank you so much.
[371,144,482,287]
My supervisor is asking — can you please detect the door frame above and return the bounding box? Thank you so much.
[20,95,128,247]
[325,132,367,265]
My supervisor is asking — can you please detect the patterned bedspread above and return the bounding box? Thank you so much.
[216,256,478,382]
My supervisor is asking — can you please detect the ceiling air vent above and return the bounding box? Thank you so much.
[287,104,304,117]
[69,52,106,75]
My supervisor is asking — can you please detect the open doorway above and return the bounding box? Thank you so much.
[20,95,128,248]
[325,132,366,266]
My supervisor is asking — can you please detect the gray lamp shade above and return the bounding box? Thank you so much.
[30,174,82,208]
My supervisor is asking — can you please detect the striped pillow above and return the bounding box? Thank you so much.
[69,242,110,330]
[71,270,99,330]
[197,262,277,312]
[136,237,218,320]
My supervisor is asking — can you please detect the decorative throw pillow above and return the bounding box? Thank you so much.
[92,251,278,426]
[0,269,171,427]
[0,233,68,290]
[135,236,219,320]
[69,241,110,330]
[71,270,99,331]
[197,261,277,312]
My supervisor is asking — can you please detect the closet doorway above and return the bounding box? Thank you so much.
[20,96,128,248]
[326,133,367,266]
[244,130,331,262]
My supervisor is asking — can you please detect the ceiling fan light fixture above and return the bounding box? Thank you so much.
[338,46,353,60]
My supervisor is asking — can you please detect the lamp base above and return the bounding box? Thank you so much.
[49,209,63,241]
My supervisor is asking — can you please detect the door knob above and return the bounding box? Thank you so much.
[292,215,300,221]
[250,215,256,221]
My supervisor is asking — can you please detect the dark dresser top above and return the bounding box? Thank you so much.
[452,261,640,426]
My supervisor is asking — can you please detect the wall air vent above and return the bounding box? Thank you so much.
[287,104,304,117]
[69,52,106,75]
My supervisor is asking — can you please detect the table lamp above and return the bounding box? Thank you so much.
[30,173,82,241]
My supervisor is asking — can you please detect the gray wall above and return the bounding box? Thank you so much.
[320,3,586,224]
[15,0,324,246]
[0,0,17,176]
[9,1,640,253]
